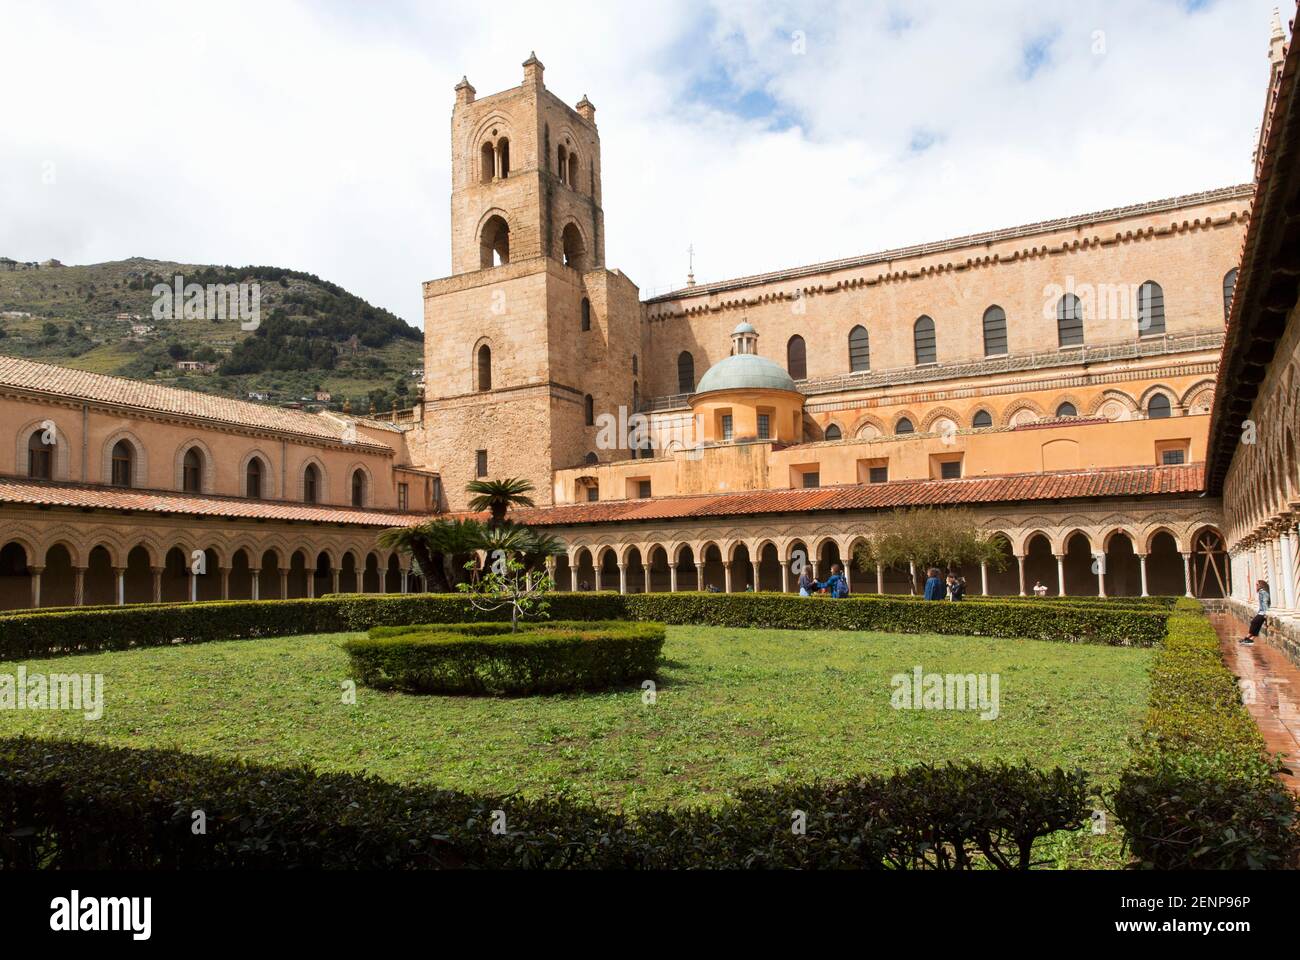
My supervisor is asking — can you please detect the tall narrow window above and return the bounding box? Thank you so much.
[480,141,495,183]
[1057,294,1084,347]
[982,306,1008,357]
[245,457,263,499]
[568,150,578,189]
[787,335,807,380]
[631,354,638,376]
[397,483,409,511]
[848,325,870,372]
[721,415,733,441]
[476,450,488,478]
[677,351,695,393]
[1147,394,1172,419]
[303,464,319,504]
[581,298,591,331]
[584,394,595,426]
[480,215,510,268]
[1223,268,1238,322]
[351,470,365,507]
[182,448,203,492]
[496,138,510,178]
[757,414,771,440]
[111,440,133,488]
[913,316,936,365]
[477,344,492,392]
[27,430,52,480]
[1137,281,1165,336]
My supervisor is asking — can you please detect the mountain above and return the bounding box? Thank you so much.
[0,257,424,415]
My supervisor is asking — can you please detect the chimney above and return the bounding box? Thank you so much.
[522,51,545,89]
[454,75,476,106]
[576,94,596,124]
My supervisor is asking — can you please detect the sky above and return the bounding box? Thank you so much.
[0,0,1289,326]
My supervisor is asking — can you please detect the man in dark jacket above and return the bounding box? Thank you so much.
[923,567,945,600]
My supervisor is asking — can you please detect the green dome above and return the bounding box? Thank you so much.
[695,353,798,394]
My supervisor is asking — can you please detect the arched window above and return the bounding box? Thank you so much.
[631,354,638,376]
[303,464,320,504]
[557,147,567,183]
[496,138,510,178]
[182,447,203,492]
[913,316,936,365]
[351,469,366,507]
[787,335,807,380]
[677,351,695,394]
[972,410,993,429]
[1055,402,1078,418]
[1137,281,1165,336]
[824,424,842,441]
[480,141,495,183]
[1147,394,1172,419]
[476,344,492,392]
[581,297,591,331]
[245,457,264,499]
[584,394,595,426]
[27,430,52,480]
[982,306,1008,357]
[1223,268,1238,322]
[568,151,579,189]
[848,325,870,372]
[895,418,915,435]
[561,223,585,271]
[584,452,598,466]
[111,440,133,487]
[480,215,510,268]
[1057,294,1084,347]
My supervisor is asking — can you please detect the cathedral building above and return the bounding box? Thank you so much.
[1,18,1295,612]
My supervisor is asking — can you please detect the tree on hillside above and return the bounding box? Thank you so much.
[466,477,536,529]
[852,508,1009,592]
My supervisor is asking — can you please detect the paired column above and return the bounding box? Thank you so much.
[220,567,231,600]
[114,567,126,605]
[1181,553,1194,599]
[73,566,86,606]
[751,559,761,593]
[617,563,628,596]
[151,566,163,603]
[1055,555,1066,597]
[1016,555,1027,596]
[980,561,988,597]
[668,562,678,593]
[249,569,260,602]
[29,565,43,609]
[722,561,732,594]
[780,560,789,594]
[280,570,290,600]
[876,563,884,595]
[1138,554,1149,597]
[1279,528,1297,612]
[695,563,705,592]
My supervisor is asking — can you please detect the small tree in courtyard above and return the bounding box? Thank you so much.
[853,508,1009,593]
[458,547,555,632]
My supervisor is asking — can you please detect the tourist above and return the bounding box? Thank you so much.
[1032,580,1048,598]
[944,573,956,600]
[951,576,967,602]
[823,563,849,599]
[923,567,945,600]
[1241,580,1271,645]
[798,567,818,597]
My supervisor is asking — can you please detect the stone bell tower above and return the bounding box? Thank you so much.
[421,55,644,511]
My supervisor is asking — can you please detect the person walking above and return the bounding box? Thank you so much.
[923,567,945,600]
[1241,580,1271,645]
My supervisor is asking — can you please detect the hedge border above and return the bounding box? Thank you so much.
[0,592,1169,661]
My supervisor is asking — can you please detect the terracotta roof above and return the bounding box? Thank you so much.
[1206,19,1299,494]
[509,463,1207,528]
[644,185,1254,304]
[0,355,395,452]
[0,477,425,527]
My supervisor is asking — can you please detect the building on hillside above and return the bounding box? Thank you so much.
[1205,8,1300,661]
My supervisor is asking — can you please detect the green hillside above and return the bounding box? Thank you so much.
[0,258,424,415]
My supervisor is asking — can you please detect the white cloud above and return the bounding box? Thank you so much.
[0,0,1285,322]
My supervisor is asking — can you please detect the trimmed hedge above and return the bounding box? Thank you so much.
[0,591,1169,661]
[1111,600,1300,869]
[0,736,1090,870]
[344,621,665,696]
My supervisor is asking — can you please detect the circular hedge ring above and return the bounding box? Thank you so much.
[343,620,666,696]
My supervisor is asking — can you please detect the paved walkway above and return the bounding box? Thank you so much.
[1211,613,1300,794]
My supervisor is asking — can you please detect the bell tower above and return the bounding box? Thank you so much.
[422,56,642,511]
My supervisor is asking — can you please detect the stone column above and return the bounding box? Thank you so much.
[751,559,761,593]
[114,567,126,605]
[250,569,260,602]
[1095,554,1106,598]
[876,563,884,595]
[696,563,705,592]
[280,570,289,600]
[780,560,790,593]
[151,566,163,603]
[29,565,43,609]
[980,562,988,597]
[1055,555,1066,597]
[220,567,230,600]
[593,566,603,592]
[843,565,852,594]
[1180,553,1194,599]
[1016,554,1026,596]
[909,560,917,595]
[669,562,678,593]
[722,561,732,593]
[1138,554,1149,597]
[308,572,317,599]
[644,563,653,594]
[331,568,341,595]
[401,569,409,594]
[617,563,628,596]
[72,566,86,606]
[1279,529,1297,611]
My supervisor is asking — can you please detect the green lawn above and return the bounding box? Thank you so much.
[0,626,1149,822]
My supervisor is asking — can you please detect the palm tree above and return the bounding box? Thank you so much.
[466,477,536,528]
[379,517,485,592]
